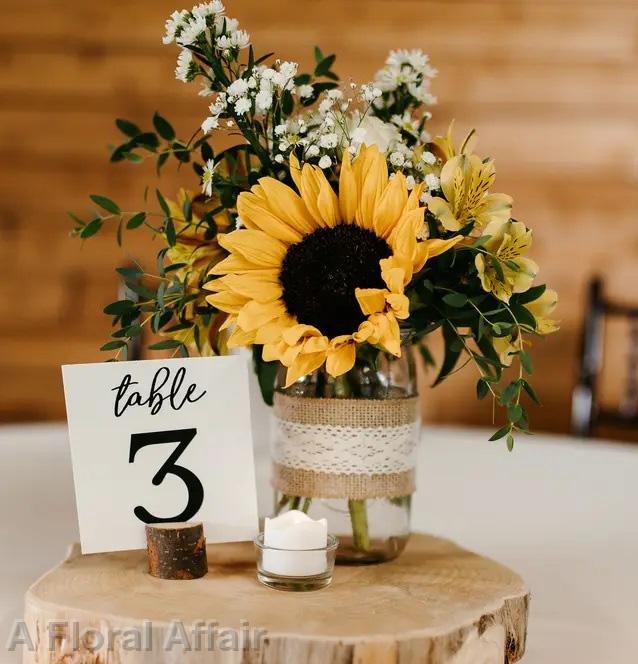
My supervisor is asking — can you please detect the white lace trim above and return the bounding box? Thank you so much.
[272,419,419,475]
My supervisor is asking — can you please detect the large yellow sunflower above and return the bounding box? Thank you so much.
[204,145,461,387]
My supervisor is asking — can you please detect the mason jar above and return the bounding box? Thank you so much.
[271,329,419,563]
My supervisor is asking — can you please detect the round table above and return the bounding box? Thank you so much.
[1,423,637,663]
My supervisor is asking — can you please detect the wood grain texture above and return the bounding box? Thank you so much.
[1,0,637,432]
[24,534,529,663]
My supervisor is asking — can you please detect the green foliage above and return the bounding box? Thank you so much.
[67,29,550,452]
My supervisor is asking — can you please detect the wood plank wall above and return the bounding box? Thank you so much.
[1,0,637,432]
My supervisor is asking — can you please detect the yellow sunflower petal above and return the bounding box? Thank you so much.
[381,266,405,293]
[289,153,303,191]
[282,324,323,346]
[298,164,340,228]
[317,175,340,227]
[368,312,401,356]
[355,288,387,315]
[355,145,388,230]
[297,163,324,225]
[339,148,357,222]
[285,351,328,387]
[214,272,282,302]
[255,177,317,235]
[237,192,303,243]
[262,339,286,362]
[422,236,464,258]
[205,290,249,314]
[403,182,424,214]
[374,172,409,239]
[237,299,286,332]
[302,335,330,354]
[227,326,257,348]
[254,315,295,345]
[326,338,356,377]
[385,292,410,319]
[209,253,267,275]
[263,339,302,366]
[219,229,287,267]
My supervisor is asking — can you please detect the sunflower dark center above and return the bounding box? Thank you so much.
[279,224,392,338]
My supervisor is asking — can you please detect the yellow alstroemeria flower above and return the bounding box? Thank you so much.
[492,288,558,366]
[475,220,538,303]
[161,190,232,354]
[430,120,477,162]
[166,189,230,288]
[427,154,513,232]
[204,145,462,387]
[525,288,559,334]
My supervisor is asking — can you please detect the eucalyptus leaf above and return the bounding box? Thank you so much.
[89,195,120,215]
[116,118,141,137]
[80,218,103,239]
[148,340,182,350]
[153,112,175,141]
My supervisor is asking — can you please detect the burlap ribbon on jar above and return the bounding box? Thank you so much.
[272,393,420,500]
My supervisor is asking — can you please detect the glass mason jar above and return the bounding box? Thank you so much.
[271,330,419,564]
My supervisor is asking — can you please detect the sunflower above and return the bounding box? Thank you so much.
[204,145,461,387]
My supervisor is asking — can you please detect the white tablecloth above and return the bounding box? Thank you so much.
[1,423,637,663]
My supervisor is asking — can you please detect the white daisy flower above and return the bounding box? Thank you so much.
[175,49,193,82]
[201,159,217,196]
[231,30,250,49]
[177,15,207,46]
[193,1,225,19]
[162,10,188,45]
[224,17,239,32]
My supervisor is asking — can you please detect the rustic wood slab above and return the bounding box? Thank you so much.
[24,534,529,664]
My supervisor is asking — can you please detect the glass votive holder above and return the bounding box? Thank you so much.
[254,533,338,591]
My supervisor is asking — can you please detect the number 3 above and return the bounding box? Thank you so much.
[129,428,204,524]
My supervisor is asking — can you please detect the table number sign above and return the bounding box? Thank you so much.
[62,356,259,554]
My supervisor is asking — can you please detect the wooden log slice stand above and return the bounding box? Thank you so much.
[24,534,529,664]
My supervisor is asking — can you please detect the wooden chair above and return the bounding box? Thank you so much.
[572,278,638,437]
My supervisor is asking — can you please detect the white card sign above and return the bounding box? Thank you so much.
[62,356,259,554]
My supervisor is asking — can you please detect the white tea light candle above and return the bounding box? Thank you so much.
[263,510,328,576]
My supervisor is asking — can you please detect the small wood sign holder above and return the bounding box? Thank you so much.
[23,534,529,664]
[145,522,208,580]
